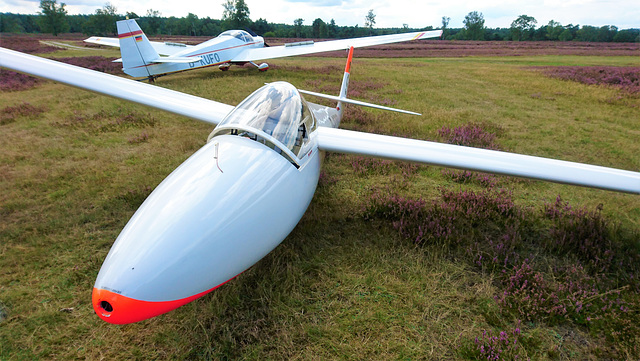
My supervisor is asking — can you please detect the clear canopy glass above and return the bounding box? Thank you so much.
[210,82,316,163]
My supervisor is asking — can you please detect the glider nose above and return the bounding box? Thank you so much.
[92,135,320,324]
[92,286,212,324]
[93,287,161,324]
[92,287,129,324]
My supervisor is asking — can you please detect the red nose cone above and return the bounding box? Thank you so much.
[92,286,223,324]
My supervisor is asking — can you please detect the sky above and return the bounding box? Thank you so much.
[3,0,639,30]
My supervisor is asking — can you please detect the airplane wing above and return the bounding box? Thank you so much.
[231,30,442,62]
[84,36,194,57]
[315,127,640,194]
[0,47,232,125]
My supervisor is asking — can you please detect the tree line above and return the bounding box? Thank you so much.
[1,0,638,43]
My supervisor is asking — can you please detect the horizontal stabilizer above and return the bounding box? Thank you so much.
[84,36,193,56]
[85,36,120,47]
[298,89,421,115]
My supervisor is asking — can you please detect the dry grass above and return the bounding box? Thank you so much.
[0,42,639,360]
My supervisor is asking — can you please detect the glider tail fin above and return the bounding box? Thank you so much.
[117,19,159,78]
[336,46,354,119]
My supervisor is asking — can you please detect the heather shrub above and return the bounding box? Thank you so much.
[56,57,122,75]
[317,170,338,187]
[0,71,42,92]
[350,156,394,175]
[364,187,525,247]
[341,105,376,130]
[1,36,58,54]
[438,122,504,150]
[349,155,420,179]
[441,169,499,188]
[365,188,640,355]
[1,102,47,125]
[543,196,616,272]
[496,260,631,328]
[465,322,527,360]
[541,66,640,94]
[128,132,149,144]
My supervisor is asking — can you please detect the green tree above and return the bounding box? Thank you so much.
[144,9,162,35]
[576,25,598,41]
[510,14,537,41]
[364,9,376,35]
[545,20,563,40]
[294,18,304,38]
[38,0,69,36]
[596,25,617,42]
[83,3,118,36]
[183,13,199,36]
[328,19,337,38]
[222,0,251,29]
[559,29,573,41]
[0,14,25,33]
[441,16,450,39]
[613,29,640,42]
[463,11,485,40]
[312,18,327,38]
[252,18,271,35]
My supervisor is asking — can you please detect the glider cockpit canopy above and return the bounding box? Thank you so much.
[208,82,316,167]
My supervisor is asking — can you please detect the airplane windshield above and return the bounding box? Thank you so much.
[209,82,315,163]
[217,30,253,43]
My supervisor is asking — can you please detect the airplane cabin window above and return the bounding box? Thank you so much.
[218,30,253,43]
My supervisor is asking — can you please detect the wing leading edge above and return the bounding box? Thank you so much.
[0,47,233,125]
[232,30,443,62]
[316,127,640,194]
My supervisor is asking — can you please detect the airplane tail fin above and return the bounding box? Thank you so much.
[117,19,159,78]
[297,47,420,117]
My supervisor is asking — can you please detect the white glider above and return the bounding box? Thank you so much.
[85,19,442,80]
[1,46,638,324]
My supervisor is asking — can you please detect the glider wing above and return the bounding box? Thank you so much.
[0,47,233,125]
[315,127,640,194]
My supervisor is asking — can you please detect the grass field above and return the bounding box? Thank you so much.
[1,38,639,360]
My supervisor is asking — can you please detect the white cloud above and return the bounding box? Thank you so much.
[1,0,637,29]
